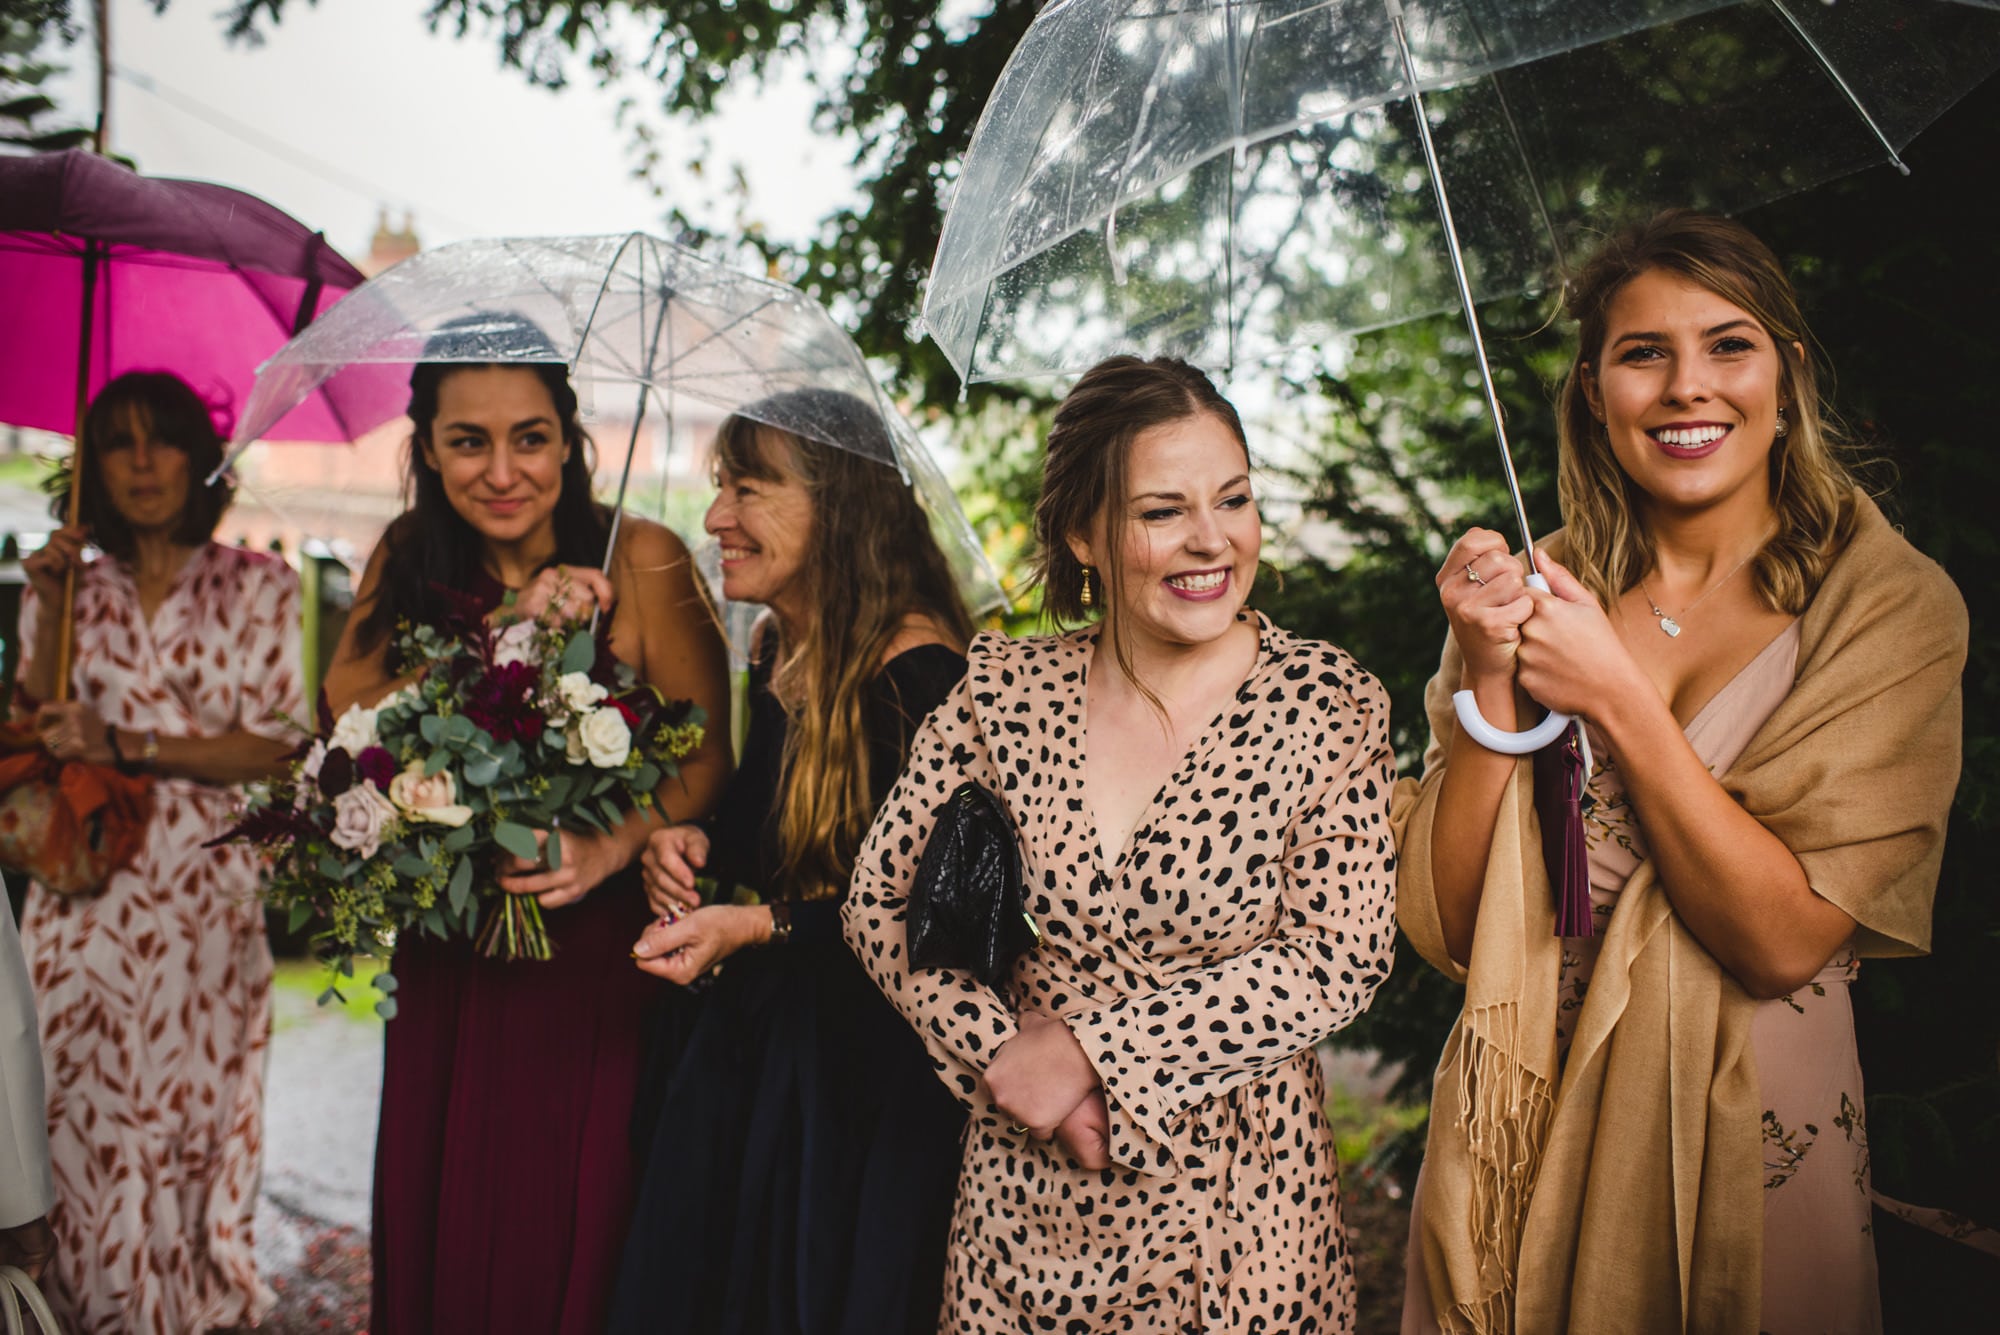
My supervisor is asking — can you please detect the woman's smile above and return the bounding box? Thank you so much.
[1647,420,1732,459]
[1163,566,1231,600]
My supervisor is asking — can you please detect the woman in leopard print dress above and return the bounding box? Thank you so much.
[843,356,1397,1333]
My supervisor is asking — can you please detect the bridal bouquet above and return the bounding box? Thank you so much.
[223,600,704,1000]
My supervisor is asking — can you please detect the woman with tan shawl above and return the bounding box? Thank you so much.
[1394,212,1966,1335]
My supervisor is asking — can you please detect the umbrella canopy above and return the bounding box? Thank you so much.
[0,149,370,440]
[224,232,1004,618]
[925,0,2000,384]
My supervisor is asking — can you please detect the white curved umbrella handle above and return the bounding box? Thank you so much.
[1449,573,1574,755]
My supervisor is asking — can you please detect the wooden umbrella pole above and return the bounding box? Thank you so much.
[56,240,101,706]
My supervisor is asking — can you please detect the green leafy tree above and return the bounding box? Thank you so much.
[212,0,1045,408]
[1,1,88,151]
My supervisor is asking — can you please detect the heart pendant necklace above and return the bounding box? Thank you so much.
[1638,544,1763,639]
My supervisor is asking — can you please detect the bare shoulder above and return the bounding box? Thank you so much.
[880,612,965,668]
[608,514,695,580]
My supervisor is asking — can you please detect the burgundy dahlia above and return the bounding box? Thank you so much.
[464,659,544,744]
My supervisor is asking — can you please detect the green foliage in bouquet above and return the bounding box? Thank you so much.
[221,603,704,1013]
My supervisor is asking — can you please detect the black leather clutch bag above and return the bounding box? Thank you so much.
[907,781,1039,985]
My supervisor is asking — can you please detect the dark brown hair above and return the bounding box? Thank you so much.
[716,388,974,896]
[1030,355,1249,685]
[1557,210,1859,613]
[50,371,235,558]
[352,315,608,665]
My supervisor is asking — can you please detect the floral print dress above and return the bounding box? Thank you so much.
[17,544,302,1335]
[1563,620,1882,1335]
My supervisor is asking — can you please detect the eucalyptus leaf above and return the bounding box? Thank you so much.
[288,902,312,934]
[373,971,399,995]
[546,828,563,871]
[448,857,474,914]
[420,713,445,745]
[443,824,477,853]
[561,629,595,675]
[464,754,501,788]
[494,821,541,862]
[375,997,399,1021]
[394,853,432,879]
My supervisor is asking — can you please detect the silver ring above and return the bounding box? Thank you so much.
[1464,562,1486,586]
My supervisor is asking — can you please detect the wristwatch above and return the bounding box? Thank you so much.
[765,900,794,947]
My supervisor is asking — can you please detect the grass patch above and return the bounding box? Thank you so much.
[272,956,390,1028]
[1327,1085,1429,1168]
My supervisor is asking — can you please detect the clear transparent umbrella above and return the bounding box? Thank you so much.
[222,232,1003,621]
[926,0,2000,749]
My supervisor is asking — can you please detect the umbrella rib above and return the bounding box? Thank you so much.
[1763,0,1910,175]
[1100,2,1194,287]
[649,293,787,376]
[1382,0,1540,567]
[1456,2,1570,289]
[572,233,650,373]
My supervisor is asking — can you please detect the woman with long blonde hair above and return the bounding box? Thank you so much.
[612,388,975,1335]
[1396,211,1967,1334]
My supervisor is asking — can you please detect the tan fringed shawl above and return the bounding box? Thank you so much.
[1392,495,1967,1334]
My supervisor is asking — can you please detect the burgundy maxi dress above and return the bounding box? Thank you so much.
[369,573,667,1334]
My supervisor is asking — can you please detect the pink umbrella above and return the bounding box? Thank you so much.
[0,149,378,442]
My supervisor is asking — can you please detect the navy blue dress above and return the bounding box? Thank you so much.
[609,644,968,1335]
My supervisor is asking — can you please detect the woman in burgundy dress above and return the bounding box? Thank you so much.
[322,318,731,1334]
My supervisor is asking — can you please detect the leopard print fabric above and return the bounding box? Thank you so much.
[843,612,1396,1333]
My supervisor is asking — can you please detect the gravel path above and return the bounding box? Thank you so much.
[255,978,381,1334]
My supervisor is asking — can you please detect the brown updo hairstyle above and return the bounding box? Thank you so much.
[1030,355,1249,685]
[49,371,236,559]
[1557,209,1860,614]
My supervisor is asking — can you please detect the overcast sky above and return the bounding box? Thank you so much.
[46,0,861,261]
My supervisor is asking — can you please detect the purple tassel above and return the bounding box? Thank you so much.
[1534,722,1595,938]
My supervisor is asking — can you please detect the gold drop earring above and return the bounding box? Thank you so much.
[1080,565,1096,610]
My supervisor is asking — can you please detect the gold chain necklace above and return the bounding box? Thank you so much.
[1637,546,1762,638]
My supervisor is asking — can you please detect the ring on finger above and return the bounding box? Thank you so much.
[1464,561,1487,586]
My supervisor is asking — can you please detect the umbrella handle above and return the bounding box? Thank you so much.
[1448,573,1574,755]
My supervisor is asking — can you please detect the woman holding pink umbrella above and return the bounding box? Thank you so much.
[16,370,304,1333]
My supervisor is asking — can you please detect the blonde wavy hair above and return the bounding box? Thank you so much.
[715,392,973,898]
[1556,210,1860,614]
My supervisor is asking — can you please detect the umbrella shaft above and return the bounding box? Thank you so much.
[1385,0,1540,572]
[56,240,104,705]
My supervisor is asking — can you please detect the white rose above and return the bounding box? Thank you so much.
[387,761,474,827]
[494,620,539,668]
[328,784,397,859]
[578,705,632,769]
[559,671,608,713]
[328,703,379,756]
